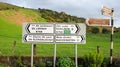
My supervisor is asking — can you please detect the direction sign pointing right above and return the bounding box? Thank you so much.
[55,24,80,34]
[55,35,85,44]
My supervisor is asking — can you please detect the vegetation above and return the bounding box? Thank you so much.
[0,2,120,58]
[0,2,20,10]
[39,61,46,67]
[56,57,75,67]
[102,28,110,34]
[83,53,104,67]
[91,27,99,34]
[38,8,85,23]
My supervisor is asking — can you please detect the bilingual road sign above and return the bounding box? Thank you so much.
[56,35,85,44]
[55,24,80,34]
[86,18,110,26]
[22,23,86,44]
[24,34,54,43]
[26,23,54,34]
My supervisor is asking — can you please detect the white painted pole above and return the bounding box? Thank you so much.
[53,43,56,67]
[31,44,34,67]
[110,8,114,65]
[75,44,78,67]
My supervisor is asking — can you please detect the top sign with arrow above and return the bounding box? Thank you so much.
[55,24,80,35]
[26,23,54,34]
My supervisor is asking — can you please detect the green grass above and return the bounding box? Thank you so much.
[0,8,120,58]
[0,16,120,58]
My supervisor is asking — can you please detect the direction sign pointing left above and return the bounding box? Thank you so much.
[26,23,54,34]
[24,34,54,43]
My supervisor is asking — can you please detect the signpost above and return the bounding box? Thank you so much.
[23,23,86,44]
[102,6,114,66]
[101,6,114,66]
[22,23,86,67]
[86,18,110,26]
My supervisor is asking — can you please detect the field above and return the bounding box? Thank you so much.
[0,15,120,57]
[0,3,120,58]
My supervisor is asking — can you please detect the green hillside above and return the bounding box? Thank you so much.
[0,2,120,58]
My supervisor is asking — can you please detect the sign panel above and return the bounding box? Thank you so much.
[26,23,54,34]
[23,34,54,43]
[22,23,86,44]
[101,6,113,16]
[86,18,110,26]
[56,35,85,44]
[55,24,80,34]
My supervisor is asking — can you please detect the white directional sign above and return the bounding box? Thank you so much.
[22,23,86,44]
[26,23,54,34]
[56,35,84,43]
[55,24,80,34]
[24,34,54,43]
[101,6,113,16]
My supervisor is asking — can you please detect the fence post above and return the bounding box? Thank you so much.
[97,46,100,54]
[12,41,16,55]
[33,44,36,56]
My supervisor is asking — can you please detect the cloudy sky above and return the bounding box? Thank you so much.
[0,0,120,27]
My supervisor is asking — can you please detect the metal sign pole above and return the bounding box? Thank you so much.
[53,43,56,67]
[75,44,78,67]
[31,44,34,67]
[110,8,114,65]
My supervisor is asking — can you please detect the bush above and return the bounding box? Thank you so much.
[91,27,99,34]
[102,28,109,33]
[115,59,120,67]
[39,61,46,67]
[101,58,109,67]
[83,53,104,67]
[46,61,53,67]
[56,57,75,67]
[11,56,24,67]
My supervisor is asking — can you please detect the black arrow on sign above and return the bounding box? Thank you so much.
[75,24,80,34]
[23,34,28,42]
[26,24,30,33]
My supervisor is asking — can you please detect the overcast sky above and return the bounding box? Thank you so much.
[0,0,120,27]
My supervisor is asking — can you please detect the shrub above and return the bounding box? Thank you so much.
[56,57,75,67]
[102,28,110,33]
[101,58,109,67]
[39,61,46,67]
[11,56,25,67]
[46,61,53,67]
[115,59,120,67]
[91,27,99,34]
[83,53,104,67]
